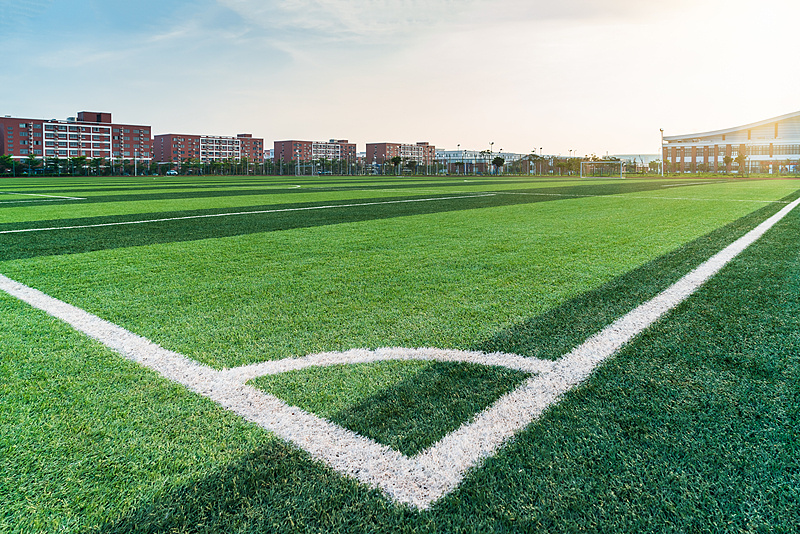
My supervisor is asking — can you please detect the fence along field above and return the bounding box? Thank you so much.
[1,175,798,532]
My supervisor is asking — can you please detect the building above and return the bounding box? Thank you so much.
[273,139,357,163]
[366,142,436,166]
[435,149,526,174]
[663,111,800,174]
[613,154,660,173]
[0,111,151,161]
[152,133,264,165]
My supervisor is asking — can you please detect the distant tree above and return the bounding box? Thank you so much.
[90,157,105,176]
[528,153,542,175]
[390,156,402,175]
[492,156,505,175]
[405,160,418,174]
[24,154,41,175]
[70,156,88,176]
[0,154,14,175]
[45,156,62,175]
[723,154,733,173]
[735,151,748,175]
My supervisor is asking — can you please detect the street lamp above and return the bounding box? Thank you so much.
[659,128,665,177]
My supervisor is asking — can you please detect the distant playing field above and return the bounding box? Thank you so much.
[2,175,798,532]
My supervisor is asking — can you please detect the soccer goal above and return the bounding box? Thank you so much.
[580,160,625,179]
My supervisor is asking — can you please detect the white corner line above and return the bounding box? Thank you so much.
[0,193,495,234]
[1,195,798,509]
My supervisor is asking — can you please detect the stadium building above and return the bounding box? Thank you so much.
[663,110,800,174]
[0,111,151,161]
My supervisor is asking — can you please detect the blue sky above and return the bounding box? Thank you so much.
[2,0,799,156]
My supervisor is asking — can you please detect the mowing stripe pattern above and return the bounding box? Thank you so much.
[2,196,798,510]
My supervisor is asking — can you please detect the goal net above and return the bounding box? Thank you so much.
[580,160,625,179]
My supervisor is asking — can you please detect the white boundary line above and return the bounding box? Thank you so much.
[0,192,85,199]
[0,194,494,234]
[0,192,86,204]
[495,191,788,204]
[1,195,798,509]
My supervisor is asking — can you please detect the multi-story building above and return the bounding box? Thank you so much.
[436,149,527,174]
[273,139,357,163]
[152,133,264,165]
[663,110,800,174]
[366,142,436,165]
[0,111,151,161]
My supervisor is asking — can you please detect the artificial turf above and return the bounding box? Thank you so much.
[1,175,798,532]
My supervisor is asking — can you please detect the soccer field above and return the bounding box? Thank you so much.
[1,175,798,532]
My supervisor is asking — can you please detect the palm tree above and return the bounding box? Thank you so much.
[90,158,105,176]
[735,151,748,175]
[24,154,41,175]
[70,156,88,176]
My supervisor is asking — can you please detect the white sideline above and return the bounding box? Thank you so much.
[2,195,798,509]
[0,193,494,234]
[0,192,86,204]
[0,192,85,199]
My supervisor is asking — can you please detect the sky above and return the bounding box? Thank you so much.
[2,0,799,157]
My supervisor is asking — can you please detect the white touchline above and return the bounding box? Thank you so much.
[495,191,787,204]
[1,195,798,510]
[0,194,495,234]
[0,192,86,199]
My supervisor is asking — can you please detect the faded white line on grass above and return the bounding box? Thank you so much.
[0,192,86,204]
[0,193,494,234]
[496,191,787,204]
[2,195,798,509]
[661,181,715,187]
[0,192,85,199]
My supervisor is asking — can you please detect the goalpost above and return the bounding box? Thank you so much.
[580,160,625,179]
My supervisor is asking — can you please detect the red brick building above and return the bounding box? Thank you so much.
[365,142,435,165]
[0,111,151,161]
[273,139,357,163]
[152,133,264,164]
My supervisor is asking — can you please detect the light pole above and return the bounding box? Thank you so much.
[659,128,665,177]
[490,142,494,174]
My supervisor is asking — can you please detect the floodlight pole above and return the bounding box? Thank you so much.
[660,128,664,177]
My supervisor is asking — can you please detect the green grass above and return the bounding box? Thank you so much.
[251,361,530,456]
[3,179,793,367]
[1,175,799,532]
